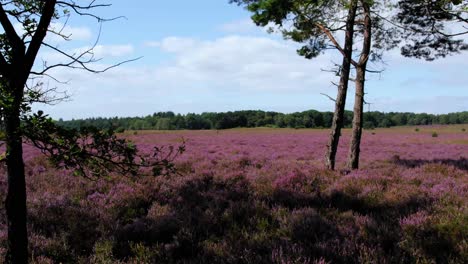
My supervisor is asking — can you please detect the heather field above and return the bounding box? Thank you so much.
[0,125,467,263]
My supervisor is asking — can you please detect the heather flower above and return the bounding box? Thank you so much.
[400,211,430,228]
[0,127,464,262]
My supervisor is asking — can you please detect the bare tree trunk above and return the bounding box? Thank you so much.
[325,3,357,170]
[348,67,365,170]
[348,0,372,170]
[5,117,28,264]
[4,80,28,263]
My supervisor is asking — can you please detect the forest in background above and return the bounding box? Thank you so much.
[56,110,468,131]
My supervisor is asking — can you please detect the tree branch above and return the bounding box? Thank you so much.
[372,9,468,38]
[321,93,336,102]
[0,3,23,52]
[315,22,359,67]
[56,1,125,22]
[30,40,142,75]
[24,0,57,81]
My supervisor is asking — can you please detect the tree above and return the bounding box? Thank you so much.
[395,0,468,60]
[229,0,357,169]
[230,0,398,170]
[0,1,182,263]
[347,0,372,169]
[156,118,173,130]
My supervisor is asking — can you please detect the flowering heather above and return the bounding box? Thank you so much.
[0,126,467,263]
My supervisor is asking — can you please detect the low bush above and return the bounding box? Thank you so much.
[0,128,465,263]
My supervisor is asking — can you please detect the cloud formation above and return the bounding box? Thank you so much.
[151,35,334,92]
[47,22,92,42]
[34,33,468,119]
[13,22,92,43]
[75,44,135,57]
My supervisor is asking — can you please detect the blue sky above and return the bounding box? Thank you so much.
[29,0,468,119]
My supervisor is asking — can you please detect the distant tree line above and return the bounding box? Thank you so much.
[56,110,468,131]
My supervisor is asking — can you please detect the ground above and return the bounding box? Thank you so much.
[0,125,467,263]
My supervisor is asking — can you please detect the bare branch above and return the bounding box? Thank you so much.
[328,24,347,32]
[56,1,126,22]
[365,68,384,74]
[25,81,71,105]
[31,40,142,75]
[316,22,359,67]
[48,14,73,41]
[321,93,336,102]
[365,101,373,112]
[29,21,141,77]
[32,42,101,74]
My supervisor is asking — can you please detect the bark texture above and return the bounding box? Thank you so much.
[5,112,28,264]
[4,78,28,264]
[348,0,372,170]
[325,2,357,170]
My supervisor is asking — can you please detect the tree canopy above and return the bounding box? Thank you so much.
[55,110,468,131]
[395,0,468,60]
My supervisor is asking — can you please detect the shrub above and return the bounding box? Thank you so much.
[113,216,180,259]
[414,128,420,132]
[432,132,438,137]
[28,200,101,257]
[115,127,125,133]
[289,208,335,244]
[28,234,72,263]
[3,128,466,263]
[364,121,375,130]
[91,240,115,264]
[114,197,152,225]
[400,208,466,263]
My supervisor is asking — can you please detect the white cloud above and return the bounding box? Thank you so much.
[144,41,161,48]
[151,37,198,53]
[34,35,340,119]
[32,34,468,119]
[33,44,135,77]
[67,44,134,59]
[151,35,334,92]
[47,22,92,42]
[91,44,135,57]
[13,22,92,43]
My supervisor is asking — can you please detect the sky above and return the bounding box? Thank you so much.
[24,0,468,120]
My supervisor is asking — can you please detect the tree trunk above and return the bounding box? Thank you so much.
[4,88,28,263]
[348,0,372,170]
[348,67,365,169]
[325,3,357,170]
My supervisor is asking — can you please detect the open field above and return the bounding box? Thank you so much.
[0,125,467,263]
